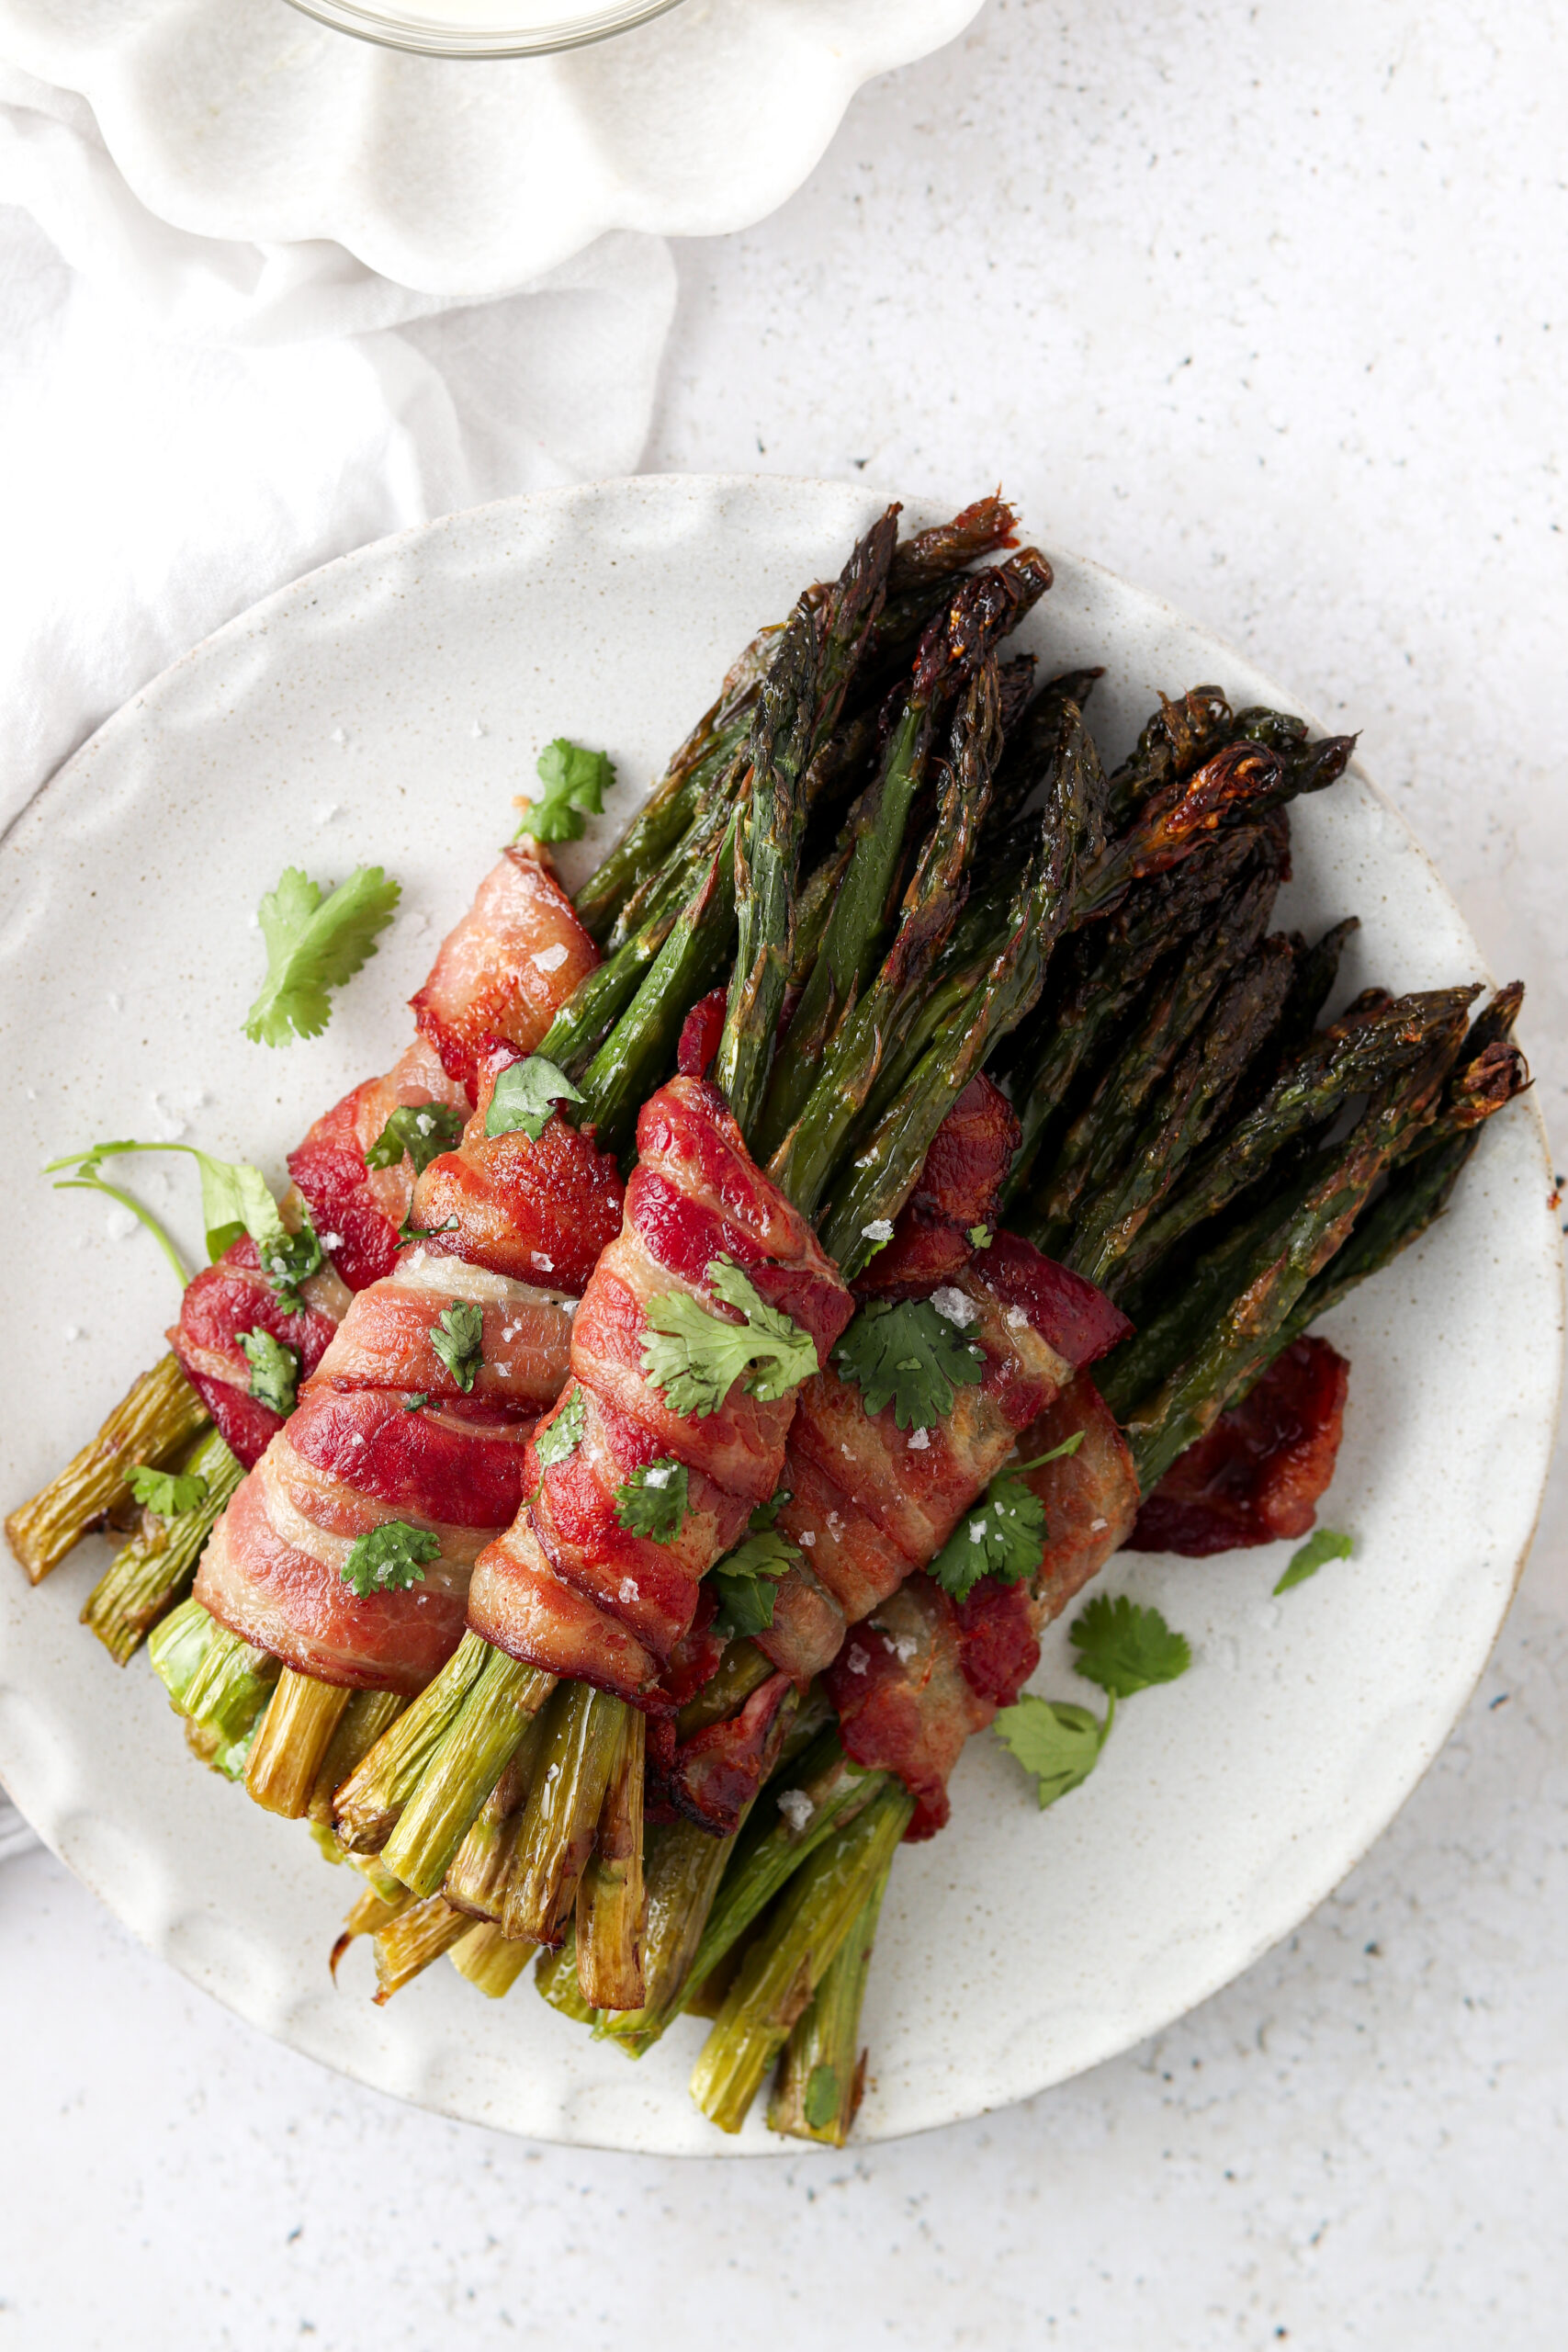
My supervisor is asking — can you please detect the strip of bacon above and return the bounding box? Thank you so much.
[1125,1333,1350,1556]
[411,846,599,1095]
[173,847,599,1466]
[758,1234,1132,1686]
[824,1373,1140,1837]
[194,1053,623,1690]
[852,1075,1019,1302]
[467,1077,855,1699]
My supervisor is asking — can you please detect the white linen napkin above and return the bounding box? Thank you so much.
[0,61,678,833]
[0,64,676,1859]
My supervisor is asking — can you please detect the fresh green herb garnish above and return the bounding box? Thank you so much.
[1274,1527,1354,1595]
[429,1300,484,1393]
[994,1696,1109,1809]
[967,1225,993,1250]
[485,1056,585,1143]
[366,1102,466,1177]
[402,1393,428,1413]
[833,1297,985,1431]
[513,739,615,845]
[398,1212,460,1249]
[535,1387,587,1473]
[127,1464,209,1518]
[803,2065,840,2131]
[44,1139,318,1304]
[927,1434,1084,1603]
[240,1329,299,1417]
[243,864,401,1046]
[1070,1592,1192,1696]
[995,1593,1192,1811]
[614,1459,690,1542]
[340,1519,441,1598]
[708,1517,802,1638]
[642,1257,819,1419]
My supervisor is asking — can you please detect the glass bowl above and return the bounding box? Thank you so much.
[284,0,686,60]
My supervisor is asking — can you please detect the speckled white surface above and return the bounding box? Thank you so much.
[4,0,1566,2340]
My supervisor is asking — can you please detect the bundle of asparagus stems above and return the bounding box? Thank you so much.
[9,495,1529,2148]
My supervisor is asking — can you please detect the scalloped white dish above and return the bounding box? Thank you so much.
[0,0,987,292]
[0,476,1558,2154]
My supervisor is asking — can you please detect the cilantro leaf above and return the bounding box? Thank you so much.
[399,1211,460,1249]
[614,1459,691,1542]
[402,1393,428,1413]
[1070,1593,1191,1698]
[1274,1527,1354,1595]
[803,2064,840,2131]
[708,1521,802,1638]
[46,1139,313,1295]
[243,864,401,1046]
[514,739,615,845]
[535,1386,587,1472]
[993,1694,1108,1809]
[929,1430,1087,1600]
[832,1298,985,1431]
[642,1256,819,1418]
[340,1519,441,1598]
[366,1101,466,1177]
[929,1473,1046,1601]
[485,1056,585,1144]
[128,1464,209,1518]
[967,1225,993,1250]
[240,1329,299,1417]
[429,1300,484,1393]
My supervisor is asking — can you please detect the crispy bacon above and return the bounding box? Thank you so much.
[407,1044,623,1298]
[411,847,598,1094]
[177,848,600,1472]
[662,1669,796,1833]
[852,1075,1019,1302]
[759,1235,1132,1684]
[1127,1334,1349,1555]
[168,1239,340,1469]
[467,1078,855,1699]
[677,987,728,1080]
[823,1373,1140,1838]
[192,875,611,1683]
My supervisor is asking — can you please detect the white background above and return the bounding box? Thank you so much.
[4,2,1565,2345]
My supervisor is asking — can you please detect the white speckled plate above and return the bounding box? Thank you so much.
[0,478,1558,2154]
[0,0,986,293]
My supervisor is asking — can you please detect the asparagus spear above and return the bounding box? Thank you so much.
[449,1918,536,1998]
[575,1705,648,2009]
[148,1597,280,1773]
[1111,984,1482,1296]
[245,1670,353,1818]
[998,829,1261,1211]
[715,513,897,1140]
[767,1849,892,2145]
[816,709,1101,1272]
[1102,685,1233,828]
[502,1683,626,1947]
[1125,1037,1465,1492]
[333,1632,499,1852]
[6,1353,209,1585]
[766,660,1005,1214]
[308,1690,406,1828]
[379,1645,554,1896]
[758,557,1052,1161]
[1066,934,1299,1290]
[79,1427,242,1665]
[689,1779,914,2133]
[371,1893,470,2003]
[1019,849,1286,1260]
